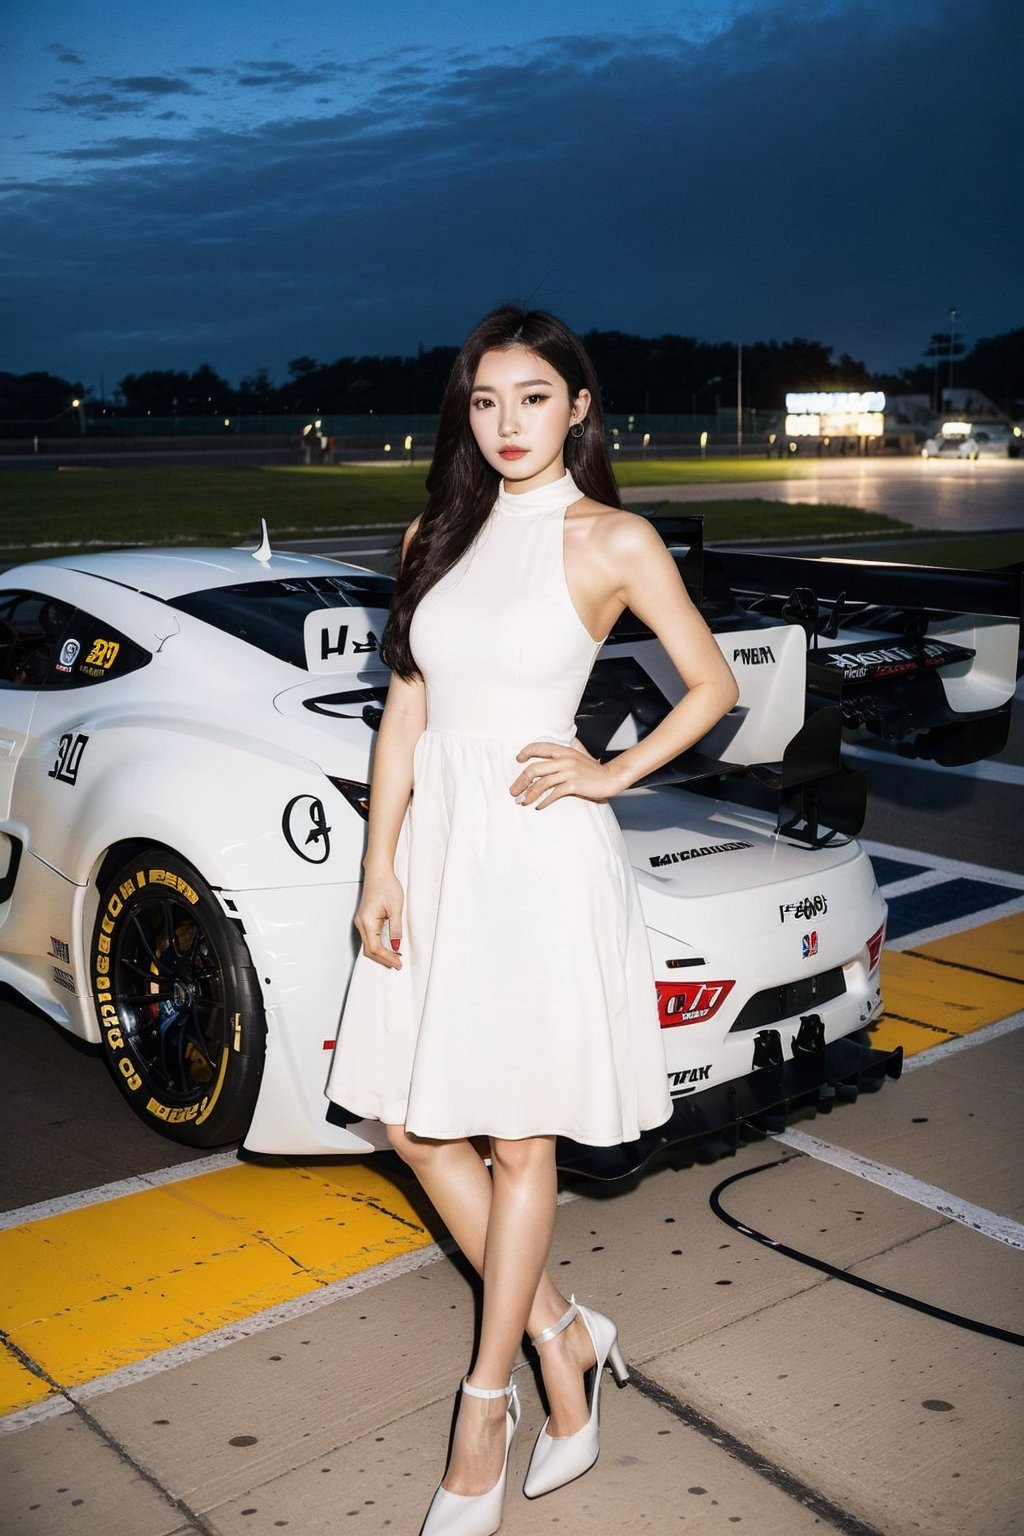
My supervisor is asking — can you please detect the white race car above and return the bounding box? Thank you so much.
[1,527,1017,1177]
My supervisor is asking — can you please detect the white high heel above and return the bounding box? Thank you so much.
[420,1376,520,1536]
[523,1296,629,1499]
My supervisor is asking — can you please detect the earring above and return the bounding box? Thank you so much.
[569,421,586,439]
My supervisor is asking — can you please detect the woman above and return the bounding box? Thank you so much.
[328,306,738,1535]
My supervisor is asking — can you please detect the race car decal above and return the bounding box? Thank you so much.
[669,1064,713,1095]
[56,638,81,674]
[85,637,121,671]
[48,732,88,786]
[282,794,332,863]
[657,979,735,1026]
[302,610,381,672]
[314,624,379,661]
[732,645,775,665]
[802,931,818,958]
[52,967,76,992]
[780,894,828,922]
[49,936,70,963]
[650,840,752,868]
[816,637,974,683]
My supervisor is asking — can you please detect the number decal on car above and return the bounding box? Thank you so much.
[86,637,121,670]
[48,731,89,785]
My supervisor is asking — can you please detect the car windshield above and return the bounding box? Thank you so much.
[168,573,392,669]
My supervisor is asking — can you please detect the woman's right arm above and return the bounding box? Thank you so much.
[354,522,426,970]
[354,670,426,970]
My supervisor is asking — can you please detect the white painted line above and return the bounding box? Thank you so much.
[862,840,1024,890]
[774,1127,1024,1250]
[847,744,1024,787]
[862,840,1024,946]
[71,1239,455,1406]
[0,1243,449,1436]
[0,1396,74,1437]
[899,1010,1024,1072]
[875,869,952,899]
[0,1152,238,1232]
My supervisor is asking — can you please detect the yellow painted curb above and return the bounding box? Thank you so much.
[0,1348,51,1415]
[0,1160,431,1413]
[871,911,1024,1058]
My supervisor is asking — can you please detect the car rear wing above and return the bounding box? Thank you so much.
[705,548,1022,766]
[578,516,1020,843]
[576,628,866,848]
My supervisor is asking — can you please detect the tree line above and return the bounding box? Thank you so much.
[2,325,1020,423]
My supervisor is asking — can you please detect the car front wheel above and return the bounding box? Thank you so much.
[92,849,266,1146]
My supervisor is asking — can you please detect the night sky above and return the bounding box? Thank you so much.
[2,0,1018,395]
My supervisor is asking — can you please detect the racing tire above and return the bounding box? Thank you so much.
[91,849,266,1147]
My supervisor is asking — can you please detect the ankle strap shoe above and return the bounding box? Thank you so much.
[524,1299,628,1499]
[420,1377,520,1536]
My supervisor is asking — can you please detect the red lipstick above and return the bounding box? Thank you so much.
[499,447,527,459]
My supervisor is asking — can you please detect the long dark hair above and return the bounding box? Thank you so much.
[382,305,621,679]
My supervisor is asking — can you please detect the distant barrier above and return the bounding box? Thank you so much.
[0,410,909,462]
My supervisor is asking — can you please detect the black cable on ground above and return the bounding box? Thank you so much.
[709,1159,1024,1348]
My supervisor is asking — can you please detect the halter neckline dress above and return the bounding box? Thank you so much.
[327,470,671,1145]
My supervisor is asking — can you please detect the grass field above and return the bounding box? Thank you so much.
[614,457,820,486]
[1,462,1020,570]
[1,463,903,563]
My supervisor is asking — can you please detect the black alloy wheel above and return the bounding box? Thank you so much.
[92,849,266,1146]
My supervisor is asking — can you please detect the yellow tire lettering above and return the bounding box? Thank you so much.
[146,1098,202,1123]
[95,865,212,1116]
[118,1058,142,1090]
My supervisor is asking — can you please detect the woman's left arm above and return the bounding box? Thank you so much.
[512,514,739,808]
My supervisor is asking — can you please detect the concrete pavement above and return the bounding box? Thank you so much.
[2,901,1023,1534]
[2,1038,1021,1536]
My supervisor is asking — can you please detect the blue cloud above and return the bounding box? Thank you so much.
[3,0,1017,384]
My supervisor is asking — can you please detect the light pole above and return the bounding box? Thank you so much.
[70,397,86,435]
[736,341,743,456]
[948,306,958,396]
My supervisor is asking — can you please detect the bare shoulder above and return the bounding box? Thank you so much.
[569,499,664,558]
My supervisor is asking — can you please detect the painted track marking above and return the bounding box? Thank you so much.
[774,1124,1024,1250]
[0,1151,237,1234]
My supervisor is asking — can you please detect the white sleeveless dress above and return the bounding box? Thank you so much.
[327,471,671,1146]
